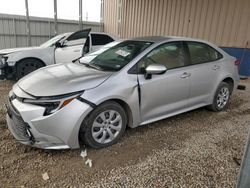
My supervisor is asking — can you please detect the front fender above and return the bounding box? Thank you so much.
[81,73,141,128]
[6,47,55,66]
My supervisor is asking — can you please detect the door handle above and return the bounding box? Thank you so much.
[212,65,220,70]
[180,72,191,78]
[73,49,81,52]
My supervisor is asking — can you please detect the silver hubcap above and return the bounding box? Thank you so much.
[217,87,229,108]
[91,110,122,144]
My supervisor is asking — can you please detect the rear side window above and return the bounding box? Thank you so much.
[187,42,222,65]
[91,34,114,46]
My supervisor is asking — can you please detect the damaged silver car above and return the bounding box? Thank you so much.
[6,36,239,149]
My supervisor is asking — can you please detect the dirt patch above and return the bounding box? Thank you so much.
[0,79,249,187]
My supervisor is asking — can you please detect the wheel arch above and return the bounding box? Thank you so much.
[209,76,235,105]
[16,57,46,67]
[78,98,134,144]
[221,77,234,94]
[78,98,133,148]
[95,98,133,128]
[109,99,133,128]
[15,57,46,79]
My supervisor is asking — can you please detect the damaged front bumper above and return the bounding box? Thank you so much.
[0,55,14,80]
[6,96,93,149]
[0,60,6,79]
[0,65,16,80]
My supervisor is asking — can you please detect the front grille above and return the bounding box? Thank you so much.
[6,99,31,141]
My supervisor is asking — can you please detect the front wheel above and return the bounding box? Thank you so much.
[208,82,231,111]
[80,101,127,149]
[16,59,44,80]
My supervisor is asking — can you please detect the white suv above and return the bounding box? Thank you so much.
[0,28,117,80]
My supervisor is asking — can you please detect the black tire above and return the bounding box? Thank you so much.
[16,59,44,80]
[80,101,127,149]
[208,82,231,112]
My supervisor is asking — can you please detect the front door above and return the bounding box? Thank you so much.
[55,29,91,64]
[137,42,191,123]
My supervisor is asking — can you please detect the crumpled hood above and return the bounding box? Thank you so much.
[17,63,112,97]
[0,46,42,55]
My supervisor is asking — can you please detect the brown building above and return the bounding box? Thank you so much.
[103,0,250,48]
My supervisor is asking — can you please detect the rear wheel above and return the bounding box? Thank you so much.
[80,101,127,149]
[16,59,44,80]
[208,82,231,111]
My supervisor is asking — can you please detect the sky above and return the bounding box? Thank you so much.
[0,0,101,22]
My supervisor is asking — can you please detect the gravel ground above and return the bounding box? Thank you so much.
[0,79,249,187]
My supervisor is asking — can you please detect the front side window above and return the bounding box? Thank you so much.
[187,42,222,65]
[89,40,153,71]
[137,42,186,72]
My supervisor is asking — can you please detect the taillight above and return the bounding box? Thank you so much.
[235,60,240,66]
[234,60,240,72]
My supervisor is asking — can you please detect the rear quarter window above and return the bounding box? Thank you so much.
[187,42,223,65]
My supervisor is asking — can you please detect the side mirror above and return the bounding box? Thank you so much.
[55,41,63,48]
[145,64,167,79]
[55,41,66,48]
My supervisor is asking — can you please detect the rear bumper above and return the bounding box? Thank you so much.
[6,97,93,149]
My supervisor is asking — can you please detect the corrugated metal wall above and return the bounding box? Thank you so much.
[103,0,119,36]
[0,13,102,49]
[103,0,250,48]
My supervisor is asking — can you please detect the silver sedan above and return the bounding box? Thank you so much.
[6,36,239,149]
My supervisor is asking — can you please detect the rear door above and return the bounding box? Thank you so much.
[137,41,191,123]
[55,29,91,64]
[184,41,223,107]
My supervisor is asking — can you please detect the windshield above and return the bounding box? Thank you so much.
[40,33,70,47]
[79,41,122,64]
[89,40,153,71]
[88,41,122,56]
[79,41,121,64]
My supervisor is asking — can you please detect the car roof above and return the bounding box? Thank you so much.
[132,36,171,43]
[131,36,228,57]
[132,35,207,43]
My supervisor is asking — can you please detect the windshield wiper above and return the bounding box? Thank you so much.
[81,62,103,71]
[72,56,83,63]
